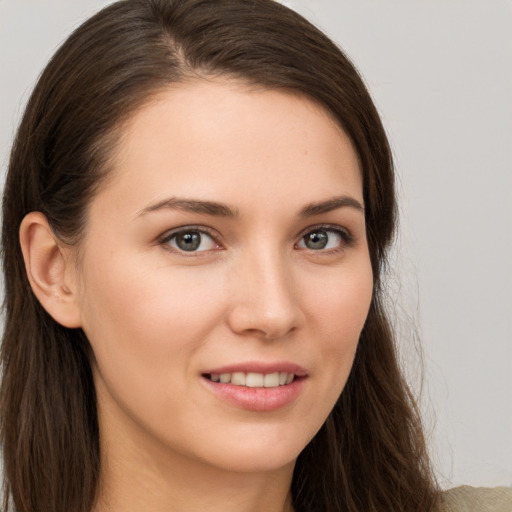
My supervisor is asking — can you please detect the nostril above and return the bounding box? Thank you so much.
[226,303,304,340]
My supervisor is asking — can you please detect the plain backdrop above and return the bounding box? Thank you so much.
[1,0,511,490]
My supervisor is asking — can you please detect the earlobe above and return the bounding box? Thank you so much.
[19,212,82,328]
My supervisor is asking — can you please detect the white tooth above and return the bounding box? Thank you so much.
[264,372,280,388]
[246,372,264,387]
[279,372,288,385]
[210,373,220,382]
[285,373,294,384]
[231,372,246,386]
[219,373,231,383]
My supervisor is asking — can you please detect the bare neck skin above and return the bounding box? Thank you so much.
[93,395,295,512]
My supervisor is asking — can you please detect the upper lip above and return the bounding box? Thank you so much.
[202,361,308,377]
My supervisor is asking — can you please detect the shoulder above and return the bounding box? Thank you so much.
[438,486,512,512]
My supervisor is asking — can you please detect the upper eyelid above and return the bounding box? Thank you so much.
[296,223,351,239]
[159,225,220,243]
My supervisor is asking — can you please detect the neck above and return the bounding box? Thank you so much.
[94,453,295,512]
[93,409,296,512]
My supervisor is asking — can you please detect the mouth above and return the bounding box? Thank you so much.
[202,371,297,388]
[200,364,307,411]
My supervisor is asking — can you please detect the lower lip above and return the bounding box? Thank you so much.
[201,376,306,412]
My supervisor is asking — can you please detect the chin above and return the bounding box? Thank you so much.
[188,424,317,475]
[205,449,299,475]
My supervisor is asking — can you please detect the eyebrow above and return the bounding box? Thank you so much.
[137,198,239,218]
[299,195,364,217]
[137,194,364,220]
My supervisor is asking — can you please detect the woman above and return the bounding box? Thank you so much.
[1,1,509,512]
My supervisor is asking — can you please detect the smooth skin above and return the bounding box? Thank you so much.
[20,80,373,512]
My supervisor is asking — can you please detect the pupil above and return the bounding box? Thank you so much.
[306,231,328,250]
[176,232,201,251]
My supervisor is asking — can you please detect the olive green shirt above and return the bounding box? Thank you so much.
[440,486,512,512]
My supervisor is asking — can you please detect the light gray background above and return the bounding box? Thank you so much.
[1,0,511,489]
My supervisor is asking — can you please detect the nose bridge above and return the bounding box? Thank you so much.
[227,242,303,338]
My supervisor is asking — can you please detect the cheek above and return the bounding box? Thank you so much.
[306,261,373,386]
[81,248,219,328]
[77,254,231,441]
[311,260,373,337]
[77,252,226,387]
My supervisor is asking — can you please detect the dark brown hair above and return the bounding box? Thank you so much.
[1,1,438,511]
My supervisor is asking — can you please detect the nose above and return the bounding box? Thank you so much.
[226,249,305,340]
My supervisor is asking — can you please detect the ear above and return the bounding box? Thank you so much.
[19,212,82,328]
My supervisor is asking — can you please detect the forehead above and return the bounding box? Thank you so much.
[98,79,363,216]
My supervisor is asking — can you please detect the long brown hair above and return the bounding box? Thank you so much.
[1,1,438,511]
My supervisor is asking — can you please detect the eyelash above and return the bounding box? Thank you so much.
[295,224,353,254]
[158,224,353,256]
[159,225,221,256]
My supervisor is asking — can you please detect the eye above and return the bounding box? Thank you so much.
[163,229,219,253]
[296,227,349,251]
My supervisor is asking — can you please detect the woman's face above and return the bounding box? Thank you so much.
[72,80,373,475]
